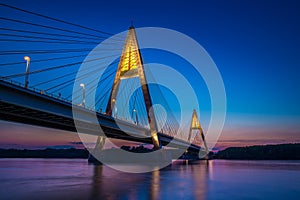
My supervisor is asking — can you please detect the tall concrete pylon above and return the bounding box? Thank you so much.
[188,109,208,153]
[106,26,161,150]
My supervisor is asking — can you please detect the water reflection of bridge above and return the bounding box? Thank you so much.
[90,161,210,199]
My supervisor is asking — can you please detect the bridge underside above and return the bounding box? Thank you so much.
[0,81,201,152]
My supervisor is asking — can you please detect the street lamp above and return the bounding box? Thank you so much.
[112,98,117,118]
[114,105,118,118]
[133,109,138,125]
[24,56,30,88]
[80,83,85,108]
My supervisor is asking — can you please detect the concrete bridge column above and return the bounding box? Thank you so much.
[88,136,106,164]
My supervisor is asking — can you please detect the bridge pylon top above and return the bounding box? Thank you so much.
[118,25,141,79]
[188,109,208,153]
[191,109,202,130]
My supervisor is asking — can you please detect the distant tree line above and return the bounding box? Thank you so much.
[215,143,300,160]
[1,143,299,160]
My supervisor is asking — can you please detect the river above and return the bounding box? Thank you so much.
[0,159,299,199]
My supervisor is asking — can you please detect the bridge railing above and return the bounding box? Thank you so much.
[2,79,90,110]
[1,79,150,127]
[1,79,200,146]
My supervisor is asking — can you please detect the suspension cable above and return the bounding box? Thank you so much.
[0,3,118,37]
[1,53,120,79]
[0,17,123,41]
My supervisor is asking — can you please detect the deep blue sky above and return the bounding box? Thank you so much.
[0,0,299,148]
[1,0,298,116]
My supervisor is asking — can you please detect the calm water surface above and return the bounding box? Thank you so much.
[0,159,299,200]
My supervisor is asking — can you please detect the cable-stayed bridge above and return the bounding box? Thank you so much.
[0,3,208,155]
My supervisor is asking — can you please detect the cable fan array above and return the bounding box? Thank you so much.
[0,3,200,145]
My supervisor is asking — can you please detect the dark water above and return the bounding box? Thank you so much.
[0,159,299,200]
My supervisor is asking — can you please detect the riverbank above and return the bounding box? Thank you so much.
[0,143,299,160]
[215,143,300,160]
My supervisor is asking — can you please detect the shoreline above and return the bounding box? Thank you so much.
[0,143,299,160]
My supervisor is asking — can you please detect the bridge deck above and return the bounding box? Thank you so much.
[0,80,201,152]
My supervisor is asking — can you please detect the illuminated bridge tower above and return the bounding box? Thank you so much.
[188,109,208,153]
[106,26,162,150]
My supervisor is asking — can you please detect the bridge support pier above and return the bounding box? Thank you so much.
[179,149,211,160]
[88,136,106,164]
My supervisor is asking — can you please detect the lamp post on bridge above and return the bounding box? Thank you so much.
[114,105,118,118]
[24,56,30,89]
[112,98,118,118]
[80,83,86,108]
[133,109,138,125]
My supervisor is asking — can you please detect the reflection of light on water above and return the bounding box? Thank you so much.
[191,161,209,199]
[208,160,214,180]
[180,162,185,177]
[1,159,299,199]
[150,167,160,200]
[90,165,103,199]
[90,164,164,199]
